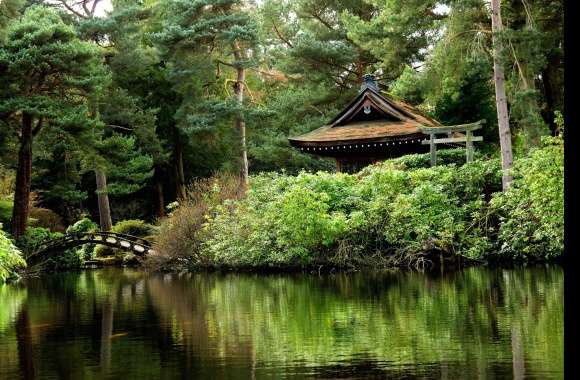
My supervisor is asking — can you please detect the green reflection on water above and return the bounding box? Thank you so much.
[0,266,563,379]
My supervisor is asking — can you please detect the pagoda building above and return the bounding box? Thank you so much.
[288,75,445,173]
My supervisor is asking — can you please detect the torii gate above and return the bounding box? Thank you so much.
[420,119,485,167]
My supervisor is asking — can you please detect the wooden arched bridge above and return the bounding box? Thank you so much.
[27,231,155,265]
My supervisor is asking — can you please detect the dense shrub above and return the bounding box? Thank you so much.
[157,158,500,269]
[111,219,156,237]
[153,139,562,270]
[29,207,65,232]
[66,217,98,235]
[43,248,83,271]
[0,167,14,198]
[0,199,11,226]
[16,227,61,257]
[384,148,486,170]
[490,136,564,259]
[202,172,352,267]
[14,226,82,272]
[66,217,98,260]
[0,224,26,282]
[147,173,243,269]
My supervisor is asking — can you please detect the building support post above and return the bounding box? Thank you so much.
[429,133,437,167]
[335,158,342,173]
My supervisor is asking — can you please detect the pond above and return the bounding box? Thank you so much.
[0,266,563,379]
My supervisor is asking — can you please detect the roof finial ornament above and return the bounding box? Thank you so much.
[360,74,379,93]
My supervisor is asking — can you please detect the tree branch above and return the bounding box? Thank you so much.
[107,124,133,131]
[57,0,86,18]
[32,116,44,136]
[272,22,293,48]
[90,0,102,16]
[309,12,334,31]
[82,0,91,17]
[217,59,236,68]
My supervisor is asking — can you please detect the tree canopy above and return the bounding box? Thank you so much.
[0,0,564,232]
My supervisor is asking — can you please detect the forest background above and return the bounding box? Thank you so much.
[0,0,563,273]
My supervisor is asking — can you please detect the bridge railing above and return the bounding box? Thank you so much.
[73,231,152,247]
[29,231,154,261]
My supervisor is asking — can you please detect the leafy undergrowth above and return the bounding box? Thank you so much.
[148,139,562,271]
[16,227,83,272]
[0,199,12,227]
[0,224,26,282]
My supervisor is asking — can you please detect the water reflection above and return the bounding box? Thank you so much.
[0,266,563,379]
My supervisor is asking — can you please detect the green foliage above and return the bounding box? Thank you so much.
[341,0,444,82]
[0,4,109,230]
[204,172,352,266]
[15,227,62,257]
[490,135,564,259]
[66,217,98,235]
[67,217,98,260]
[0,223,26,282]
[386,148,486,170]
[0,0,566,261]
[178,157,501,269]
[13,225,82,272]
[249,83,338,173]
[0,199,11,226]
[95,134,154,196]
[0,0,24,42]
[0,165,14,198]
[111,219,156,237]
[391,58,498,147]
[149,173,243,269]
[0,5,106,120]
[44,248,83,272]
[158,134,562,269]
[555,110,564,136]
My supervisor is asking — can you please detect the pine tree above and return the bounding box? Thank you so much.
[0,5,106,236]
[54,0,160,226]
[152,0,258,186]
[342,0,445,83]
[0,0,25,41]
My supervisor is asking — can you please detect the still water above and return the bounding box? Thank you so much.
[0,266,563,379]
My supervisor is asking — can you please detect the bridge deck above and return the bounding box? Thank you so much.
[27,231,155,266]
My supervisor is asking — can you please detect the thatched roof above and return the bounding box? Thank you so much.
[289,76,443,148]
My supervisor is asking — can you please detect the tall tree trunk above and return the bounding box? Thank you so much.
[174,140,186,200]
[233,42,249,186]
[90,95,113,232]
[11,112,33,237]
[154,171,165,218]
[491,0,514,191]
[95,170,113,231]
